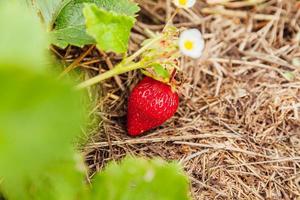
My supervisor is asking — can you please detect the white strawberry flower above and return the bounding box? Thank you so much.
[173,0,196,9]
[178,28,205,59]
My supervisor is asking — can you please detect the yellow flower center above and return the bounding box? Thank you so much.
[184,40,194,50]
[178,0,187,6]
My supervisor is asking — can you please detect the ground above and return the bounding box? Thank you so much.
[54,0,300,199]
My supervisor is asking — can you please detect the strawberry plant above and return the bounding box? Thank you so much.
[0,1,193,200]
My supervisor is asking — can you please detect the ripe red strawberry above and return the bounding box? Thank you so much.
[127,77,179,136]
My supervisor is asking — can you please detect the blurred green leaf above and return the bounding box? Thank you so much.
[31,153,89,200]
[0,2,49,71]
[83,4,135,53]
[0,67,85,200]
[0,3,87,199]
[91,157,191,200]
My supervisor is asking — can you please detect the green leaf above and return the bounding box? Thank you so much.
[31,154,89,200]
[28,0,71,30]
[91,157,191,200]
[52,0,139,48]
[50,25,95,48]
[0,3,88,199]
[0,67,85,200]
[152,63,170,79]
[83,4,135,53]
[55,0,139,29]
[0,2,49,71]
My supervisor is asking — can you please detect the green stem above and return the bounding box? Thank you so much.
[75,29,164,89]
[76,35,163,89]
[124,36,161,64]
[76,62,144,89]
[163,8,180,32]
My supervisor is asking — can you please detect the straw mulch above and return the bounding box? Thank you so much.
[57,0,300,199]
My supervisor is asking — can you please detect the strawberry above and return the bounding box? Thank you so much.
[127,77,179,136]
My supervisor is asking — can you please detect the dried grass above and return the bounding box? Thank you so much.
[55,0,300,199]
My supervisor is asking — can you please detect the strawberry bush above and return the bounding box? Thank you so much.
[0,0,205,199]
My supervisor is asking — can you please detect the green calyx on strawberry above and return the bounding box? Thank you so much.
[140,26,181,85]
[127,76,179,136]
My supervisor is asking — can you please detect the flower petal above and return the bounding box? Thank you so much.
[178,29,205,59]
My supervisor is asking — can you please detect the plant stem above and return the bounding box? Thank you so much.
[163,8,179,32]
[124,36,161,64]
[76,62,144,89]
[76,34,163,89]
